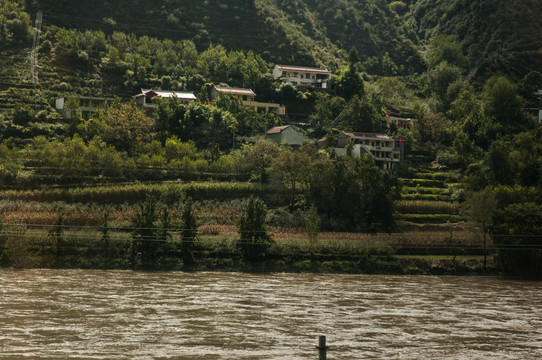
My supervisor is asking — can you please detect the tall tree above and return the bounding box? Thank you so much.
[468,189,497,271]
[237,196,274,263]
[242,138,280,184]
[482,76,534,135]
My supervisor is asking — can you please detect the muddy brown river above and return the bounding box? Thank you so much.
[0,269,541,359]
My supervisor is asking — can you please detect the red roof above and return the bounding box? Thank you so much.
[266,125,290,134]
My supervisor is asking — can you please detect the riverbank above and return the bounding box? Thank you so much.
[0,231,499,275]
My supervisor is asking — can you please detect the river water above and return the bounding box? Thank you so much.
[0,270,541,359]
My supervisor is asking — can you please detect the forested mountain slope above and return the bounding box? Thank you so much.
[407,0,542,83]
[17,0,541,81]
[24,0,426,74]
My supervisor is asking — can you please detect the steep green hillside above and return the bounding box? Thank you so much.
[257,0,425,74]
[25,0,425,73]
[407,0,542,83]
[21,0,542,80]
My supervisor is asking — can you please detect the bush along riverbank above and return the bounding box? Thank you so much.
[0,224,497,275]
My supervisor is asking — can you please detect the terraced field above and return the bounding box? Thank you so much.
[394,169,485,256]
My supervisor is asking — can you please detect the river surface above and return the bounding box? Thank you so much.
[0,270,541,359]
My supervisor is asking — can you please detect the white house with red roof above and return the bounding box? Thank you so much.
[134,89,196,107]
[272,65,331,89]
[266,125,303,146]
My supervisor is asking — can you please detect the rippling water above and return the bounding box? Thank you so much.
[0,269,541,359]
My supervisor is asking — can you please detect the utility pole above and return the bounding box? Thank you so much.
[31,11,43,111]
[31,11,43,86]
[535,89,542,123]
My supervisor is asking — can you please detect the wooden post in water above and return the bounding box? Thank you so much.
[317,335,328,360]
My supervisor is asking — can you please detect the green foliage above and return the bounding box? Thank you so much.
[467,189,497,270]
[241,138,280,184]
[79,102,155,154]
[490,202,542,278]
[425,35,468,70]
[270,147,312,211]
[310,155,399,232]
[310,93,346,132]
[237,196,274,263]
[24,135,130,182]
[482,76,534,135]
[340,92,385,133]
[410,0,542,83]
[336,62,365,100]
[0,1,32,47]
[181,102,238,150]
[154,98,188,138]
[425,62,465,112]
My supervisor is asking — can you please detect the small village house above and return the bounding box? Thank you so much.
[266,125,304,146]
[386,116,414,130]
[133,89,196,108]
[55,95,114,119]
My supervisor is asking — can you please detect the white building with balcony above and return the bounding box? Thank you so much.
[334,131,405,169]
[272,65,331,89]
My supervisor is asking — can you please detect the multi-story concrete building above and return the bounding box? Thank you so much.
[272,65,331,89]
[333,131,405,169]
[211,86,286,116]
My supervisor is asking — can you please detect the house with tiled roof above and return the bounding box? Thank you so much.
[134,89,196,108]
[211,86,286,116]
[266,125,303,146]
[272,65,331,89]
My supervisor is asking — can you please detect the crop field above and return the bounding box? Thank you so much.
[0,167,487,268]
